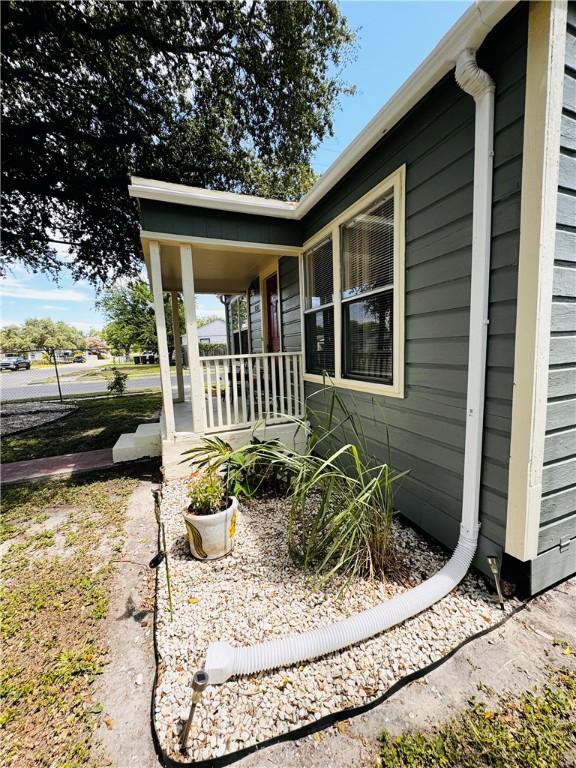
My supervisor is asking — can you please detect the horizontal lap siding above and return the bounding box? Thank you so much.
[538,2,576,557]
[139,199,302,246]
[302,5,527,560]
[278,257,302,352]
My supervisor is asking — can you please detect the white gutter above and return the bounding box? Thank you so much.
[204,49,496,684]
[129,1,515,221]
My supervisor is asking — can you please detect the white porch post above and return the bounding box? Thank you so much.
[180,244,205,433]
[149,241,176,439]
[170,291,185,402]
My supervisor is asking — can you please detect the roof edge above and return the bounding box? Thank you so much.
[129,0,517,221]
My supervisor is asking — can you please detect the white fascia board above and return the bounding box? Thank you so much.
[129,1,517,221]
[129,177,300,219]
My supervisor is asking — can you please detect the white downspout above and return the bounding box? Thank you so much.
[204,50,495,684]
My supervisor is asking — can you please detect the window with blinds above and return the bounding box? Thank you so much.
[304,237,335,375]
[340,193,395,383]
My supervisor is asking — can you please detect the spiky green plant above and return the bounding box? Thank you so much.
[183,385,408,587]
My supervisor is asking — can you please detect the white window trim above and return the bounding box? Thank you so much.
[300,165,406,398]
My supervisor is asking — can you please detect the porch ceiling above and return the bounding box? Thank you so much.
[141,238,296,293]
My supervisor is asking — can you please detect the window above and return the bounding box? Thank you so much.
[304,237,334,375]
[341,194,395,384]
[301,166,404,396]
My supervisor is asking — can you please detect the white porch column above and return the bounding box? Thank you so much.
[149,241,176,439]
[170,291,185,402]
[180,244,205,433]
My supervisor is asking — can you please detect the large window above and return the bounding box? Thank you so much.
[301,167,404,396]
[341,194,395,384]
[303,237,335,375]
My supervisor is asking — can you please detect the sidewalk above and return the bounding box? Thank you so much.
[1,448,116,486]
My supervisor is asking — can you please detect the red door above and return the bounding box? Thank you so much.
[266,274,280,352]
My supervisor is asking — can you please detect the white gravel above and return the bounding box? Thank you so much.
[155,480,515,763]
[1,401,78,436]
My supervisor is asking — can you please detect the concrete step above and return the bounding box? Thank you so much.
[112,431,161,463]
[134,422,161,448]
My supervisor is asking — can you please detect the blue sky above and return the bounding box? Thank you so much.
[0,0,470,333]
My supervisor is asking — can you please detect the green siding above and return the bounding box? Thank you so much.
[139,199,302,247]
[301,5,528,570]
[533,2,576,588]
[278,256,302,352]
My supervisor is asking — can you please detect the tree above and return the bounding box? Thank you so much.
[0,318,85,352]
[2,1,355,285]
[85,335,108,358]
[99,280,183,356]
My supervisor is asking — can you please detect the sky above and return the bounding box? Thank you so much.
[0,0,470,334]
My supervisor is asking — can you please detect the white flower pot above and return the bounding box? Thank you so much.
[182,496,238,560]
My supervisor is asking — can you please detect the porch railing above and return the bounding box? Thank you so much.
[199,352,304,433]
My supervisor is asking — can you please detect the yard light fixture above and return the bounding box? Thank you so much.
[179,670,209,753]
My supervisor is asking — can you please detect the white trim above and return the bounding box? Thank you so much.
[302,166,406,399]
[139,230,302,256]
[170,291,185,402]
[149,241,176,439]
[129,3,516,220]
[505,1,567,562]
[130,178,298,217]
[180,244,206,434]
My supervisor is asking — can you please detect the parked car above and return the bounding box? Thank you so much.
[0,357,31,371]
[73,354,87,363]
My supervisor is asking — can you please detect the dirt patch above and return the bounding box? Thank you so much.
[1,401,78,437]
[91,480,159,768]
[0,473,148,767]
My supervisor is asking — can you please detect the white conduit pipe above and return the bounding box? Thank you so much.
[205,49,495,685]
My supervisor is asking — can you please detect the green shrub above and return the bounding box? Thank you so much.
[186,469,226,515]
[106,366,128,395]
[185,386,408,586]
[183,436,292,499]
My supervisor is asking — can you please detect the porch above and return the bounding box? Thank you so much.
[112,236,306,477]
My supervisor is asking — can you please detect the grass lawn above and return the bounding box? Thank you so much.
[78,363,162,379]
[31,363,163,384]
[0,474,140,767]
[379,669,576,768]
[1,393,163,463]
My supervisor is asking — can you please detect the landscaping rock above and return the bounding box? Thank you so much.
[155,480,518,763]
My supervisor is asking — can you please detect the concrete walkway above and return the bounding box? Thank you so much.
[1,448,115,486]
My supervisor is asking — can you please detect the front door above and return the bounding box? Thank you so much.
[265,273,280,352]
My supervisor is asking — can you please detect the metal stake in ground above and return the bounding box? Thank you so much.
[179,670,209,753]
[51,348,63,402]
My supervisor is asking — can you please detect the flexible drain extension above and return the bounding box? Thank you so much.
[205,528,479,683]
[179,670,209,752]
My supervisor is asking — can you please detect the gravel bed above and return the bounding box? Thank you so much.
[1,401,78,437]
[155,480,516,763]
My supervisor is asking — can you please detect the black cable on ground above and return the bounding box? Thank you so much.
[148,548,530,768]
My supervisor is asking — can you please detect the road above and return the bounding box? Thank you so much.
[0,364,169,401]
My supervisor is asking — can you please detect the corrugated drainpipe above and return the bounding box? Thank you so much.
[204,49,495,684]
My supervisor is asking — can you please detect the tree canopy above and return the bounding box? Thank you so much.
[99,280,182,355]
[0,318,86,352]
[2,1,354,285]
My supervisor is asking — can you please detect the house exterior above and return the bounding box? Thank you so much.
[117,1,575,595]
[181,317,228,361]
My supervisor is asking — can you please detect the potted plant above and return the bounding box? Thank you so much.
[182,469,238,560]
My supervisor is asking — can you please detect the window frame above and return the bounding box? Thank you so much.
[299,165,405,398]
[302,235,335,376]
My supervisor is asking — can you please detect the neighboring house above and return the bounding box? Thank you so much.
[115,1,576,595]
[182,318,227,346]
